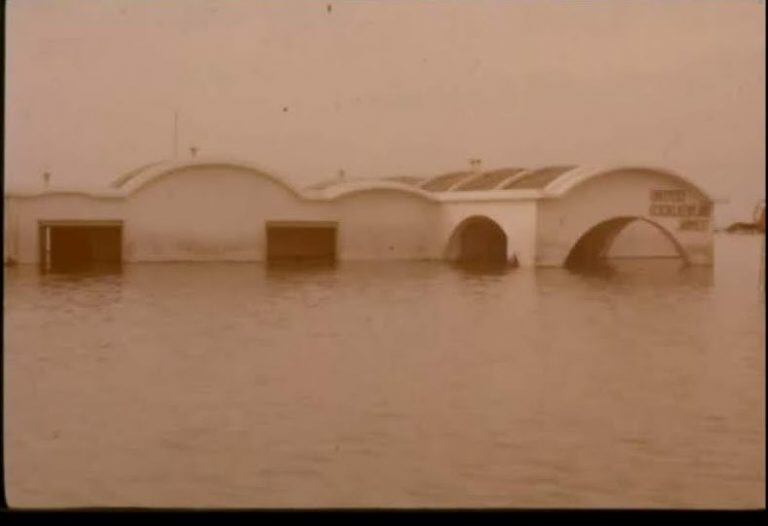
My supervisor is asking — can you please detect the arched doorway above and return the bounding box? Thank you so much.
[446,216,509,264]
[565,216,688,270]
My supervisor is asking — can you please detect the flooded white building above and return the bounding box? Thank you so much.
[3,158,715,271]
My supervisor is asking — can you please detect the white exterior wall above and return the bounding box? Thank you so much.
[123,166,329,261]
[123,166,445,262]
[7,194,125,264]
[439,199,539,266]
[4,162,715,268]
[4,165,446,264]
[333,190,442,260]
[536,169,714,266]
[609,221,679,257]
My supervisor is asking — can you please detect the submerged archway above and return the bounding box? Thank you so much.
[446,216,509,264]
[565,216,689,270]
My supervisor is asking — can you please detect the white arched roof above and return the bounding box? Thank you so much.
[312,179,439,201]
[6,159,716,205]
[542,165,715,202]
[110,157,304,198]
[107,157,444,202]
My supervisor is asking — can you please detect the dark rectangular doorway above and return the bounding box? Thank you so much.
[266,221,337,263]
[39,221,123,272]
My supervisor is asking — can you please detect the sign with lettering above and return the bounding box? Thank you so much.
[678,218,709,231]
[649,189,711,231]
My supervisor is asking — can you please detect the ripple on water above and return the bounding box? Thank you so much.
[3,237,765,508]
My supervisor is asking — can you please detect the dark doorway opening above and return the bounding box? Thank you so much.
[266,221,337,264]
[456,217,508,264]
[39,221,123,273]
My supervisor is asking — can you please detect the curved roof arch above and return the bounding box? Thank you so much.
[542,165,715,202]
[111,160,167,189]
[111,157,304,198]
[453,168,527,191]
[420,171,474,192]
[9,159,716,206]
[451,214,507,230]
[318,179,439,202]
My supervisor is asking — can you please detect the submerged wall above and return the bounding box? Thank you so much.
[536,168,714,267]
[123,166,446,262]
[4,164,450,264]
[5,193,125,264]
[440,200,538,266]
[333,190,443,260]
[123,165,323,261]
[4,161,716,267]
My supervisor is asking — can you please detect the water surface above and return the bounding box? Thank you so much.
[4,234,765,508]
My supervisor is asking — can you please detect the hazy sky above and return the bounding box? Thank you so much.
[5,0,765,222]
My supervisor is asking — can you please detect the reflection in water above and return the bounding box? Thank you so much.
[565,258,714,288]
[42,262,124,277]
[265,259,339,276]
[450,260,516,277]
[3,235,764,509]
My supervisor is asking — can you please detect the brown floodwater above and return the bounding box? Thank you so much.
[3,234,765,509]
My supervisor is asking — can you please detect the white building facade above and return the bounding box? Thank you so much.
[3,158,715,270]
